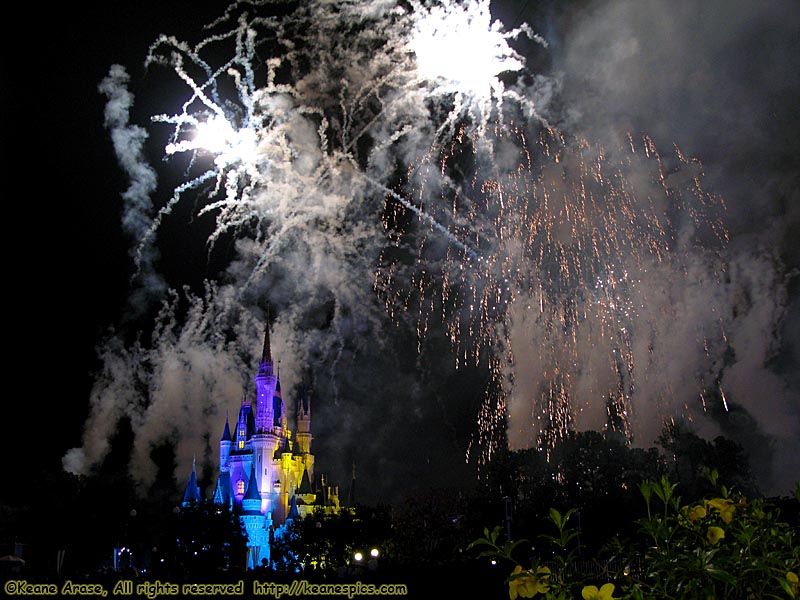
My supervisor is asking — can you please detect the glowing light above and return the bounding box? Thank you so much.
[354,551,363,562]
[407,0,548,135]
[164,115,258,168]
[194,115,237,154]
[410,0,525,98]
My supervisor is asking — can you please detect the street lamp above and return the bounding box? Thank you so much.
[368,547,380,571]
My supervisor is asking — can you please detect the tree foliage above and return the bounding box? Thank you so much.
[657,420,759,501]
[152,500,248,581]
[470,472,800,600]
[269,505,392,577]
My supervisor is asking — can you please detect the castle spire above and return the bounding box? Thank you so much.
[243,463,261,501]
[182,456,201,506]
[296,380,311,417]
[254,315,277,431]
[221,410,232,442]
[261,316,272,364]
[257,317,274,380]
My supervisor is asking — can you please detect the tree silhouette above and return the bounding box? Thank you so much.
[153,500,247,582]
[657,420,759,500]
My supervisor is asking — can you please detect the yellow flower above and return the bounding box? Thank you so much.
[787,571,798,597]
[706,498,735,524]
[687,504,707,521]
[706,526,725,545]
[508,565,551,599]
[582,583,619,600]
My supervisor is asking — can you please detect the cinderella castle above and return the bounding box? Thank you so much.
[182,322,343,568]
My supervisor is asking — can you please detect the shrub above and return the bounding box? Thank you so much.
[469,471,799,599]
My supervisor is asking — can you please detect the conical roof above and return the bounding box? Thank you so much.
[182,458,201,505]
[297,467,313,495]
[243,463,261,501]
[287,495,299,520]
[221,412,232,442]
[261,323,271,364]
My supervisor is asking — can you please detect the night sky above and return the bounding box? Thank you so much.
[4,0,799,507]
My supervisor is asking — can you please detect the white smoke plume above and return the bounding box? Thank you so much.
[97,65,166,309]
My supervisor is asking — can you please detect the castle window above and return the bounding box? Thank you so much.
[237,479,245,495]
[238,440,245,449]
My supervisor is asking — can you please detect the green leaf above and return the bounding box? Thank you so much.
[705,468,719,487]
[549,507,563,528]
[706,568,737,586]
[655,475,677,505]
[490,526,500,544]
[777,576,795,599]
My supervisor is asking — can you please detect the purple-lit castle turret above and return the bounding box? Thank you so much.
[253,323,278,433]
[198,319,342,569]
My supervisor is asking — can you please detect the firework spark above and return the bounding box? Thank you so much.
[376,121,730,466]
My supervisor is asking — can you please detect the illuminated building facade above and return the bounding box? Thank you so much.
[183,323,341,569]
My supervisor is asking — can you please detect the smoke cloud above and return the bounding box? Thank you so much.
[525,0,800,493]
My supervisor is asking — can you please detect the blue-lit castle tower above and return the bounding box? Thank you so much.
[184,322,341,569]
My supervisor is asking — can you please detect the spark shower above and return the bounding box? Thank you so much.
[68,0,798,496]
